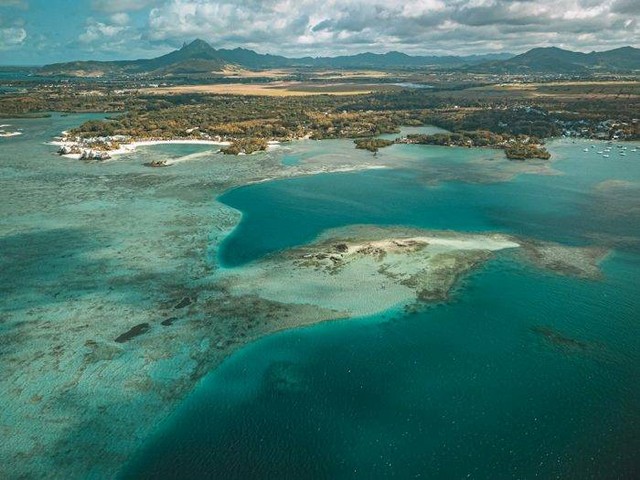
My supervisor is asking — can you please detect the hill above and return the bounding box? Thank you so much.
[38,40,639,77]
[477,46,640,73]
[39,39,513,77]
[39,39,228,77]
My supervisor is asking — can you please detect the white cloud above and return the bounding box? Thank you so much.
[91,0,155,13]
[0,26,26,49]
[142,0,639,55]
[0,0,28,8]
[79,18,128,44]
[110,13,130,26]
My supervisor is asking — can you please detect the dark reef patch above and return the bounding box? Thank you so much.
[161,317,178,326]
[531,325,589,352]
[174,297,193,309]
[115,323,151,343]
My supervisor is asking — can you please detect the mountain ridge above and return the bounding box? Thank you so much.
[476,46,640,73]
[38,39,639,77]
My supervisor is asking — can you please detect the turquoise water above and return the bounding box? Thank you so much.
[220,143,640,267]
[124,255,640,479]
[123,141,640,478]
[2,117,639,478]
[281,154,301,166]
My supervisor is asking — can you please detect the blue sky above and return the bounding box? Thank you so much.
[0,0,638,65]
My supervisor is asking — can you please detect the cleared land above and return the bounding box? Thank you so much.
[468,81,640,99]
[139,81,389,96]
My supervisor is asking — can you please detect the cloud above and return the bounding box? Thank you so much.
[0,26,26,49]
[79,22,126,43]
[0,0,27,8]
[141,0,638,56]
[77,14,139,51]
[110,13,130,26]
[0,12,26,49]
[612,0,639,15]
[91,0,155,13]
[6,0,635,61]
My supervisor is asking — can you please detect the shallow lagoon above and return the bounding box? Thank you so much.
[128,139,640,477]
[124,253,640,479]
[1,115,639,478]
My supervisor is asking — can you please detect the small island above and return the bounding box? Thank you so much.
[398,131,551,160]
[354,138,395,152]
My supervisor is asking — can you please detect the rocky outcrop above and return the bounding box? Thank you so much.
[57,145,81,155]
[80,149,111,161]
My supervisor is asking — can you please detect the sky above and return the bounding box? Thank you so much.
[0,0,638,65]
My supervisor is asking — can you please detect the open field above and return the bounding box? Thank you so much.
[418,81,640,108]
[139,81,390,96]
[468,81,640,99]
[220,67,292,78]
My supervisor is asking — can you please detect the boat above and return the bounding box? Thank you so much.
[583,148,589,152]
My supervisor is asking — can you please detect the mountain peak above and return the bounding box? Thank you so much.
[181,39,213,52]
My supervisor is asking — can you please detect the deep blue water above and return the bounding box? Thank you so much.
[218,144,640,267]
[123,254,640,479]
[122,141,640,479]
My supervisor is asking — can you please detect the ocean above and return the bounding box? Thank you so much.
[1,115,638,478]
[125,139,640,478]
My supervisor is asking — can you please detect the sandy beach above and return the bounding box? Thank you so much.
[222,226,521,317]
[50,138,233,160]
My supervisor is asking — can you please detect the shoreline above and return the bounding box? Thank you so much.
[0,123,23,137]
[220,225,607,317]
[2,119,617,478]
[50,137,284,161]
[50,138,231,159]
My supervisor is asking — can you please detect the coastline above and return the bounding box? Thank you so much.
[220,226,522,317]
[50,137,285,161]
[0,117,620,479]
[0,123,22,137]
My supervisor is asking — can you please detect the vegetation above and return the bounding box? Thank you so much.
[354,138,394,152]
[504,143,551,160]
[401,131,551,160]
[1,76,637,159]
[220,138,269,155]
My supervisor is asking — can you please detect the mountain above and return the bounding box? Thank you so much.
[39,39,228,76]
[37,40,638,77]
[215,47,297,69]
[476,46,640,73]
[308,51,513,68]
[38,39,513,77]
[139,38,228,73]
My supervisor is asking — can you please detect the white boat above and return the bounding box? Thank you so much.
[583,148,589,152]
